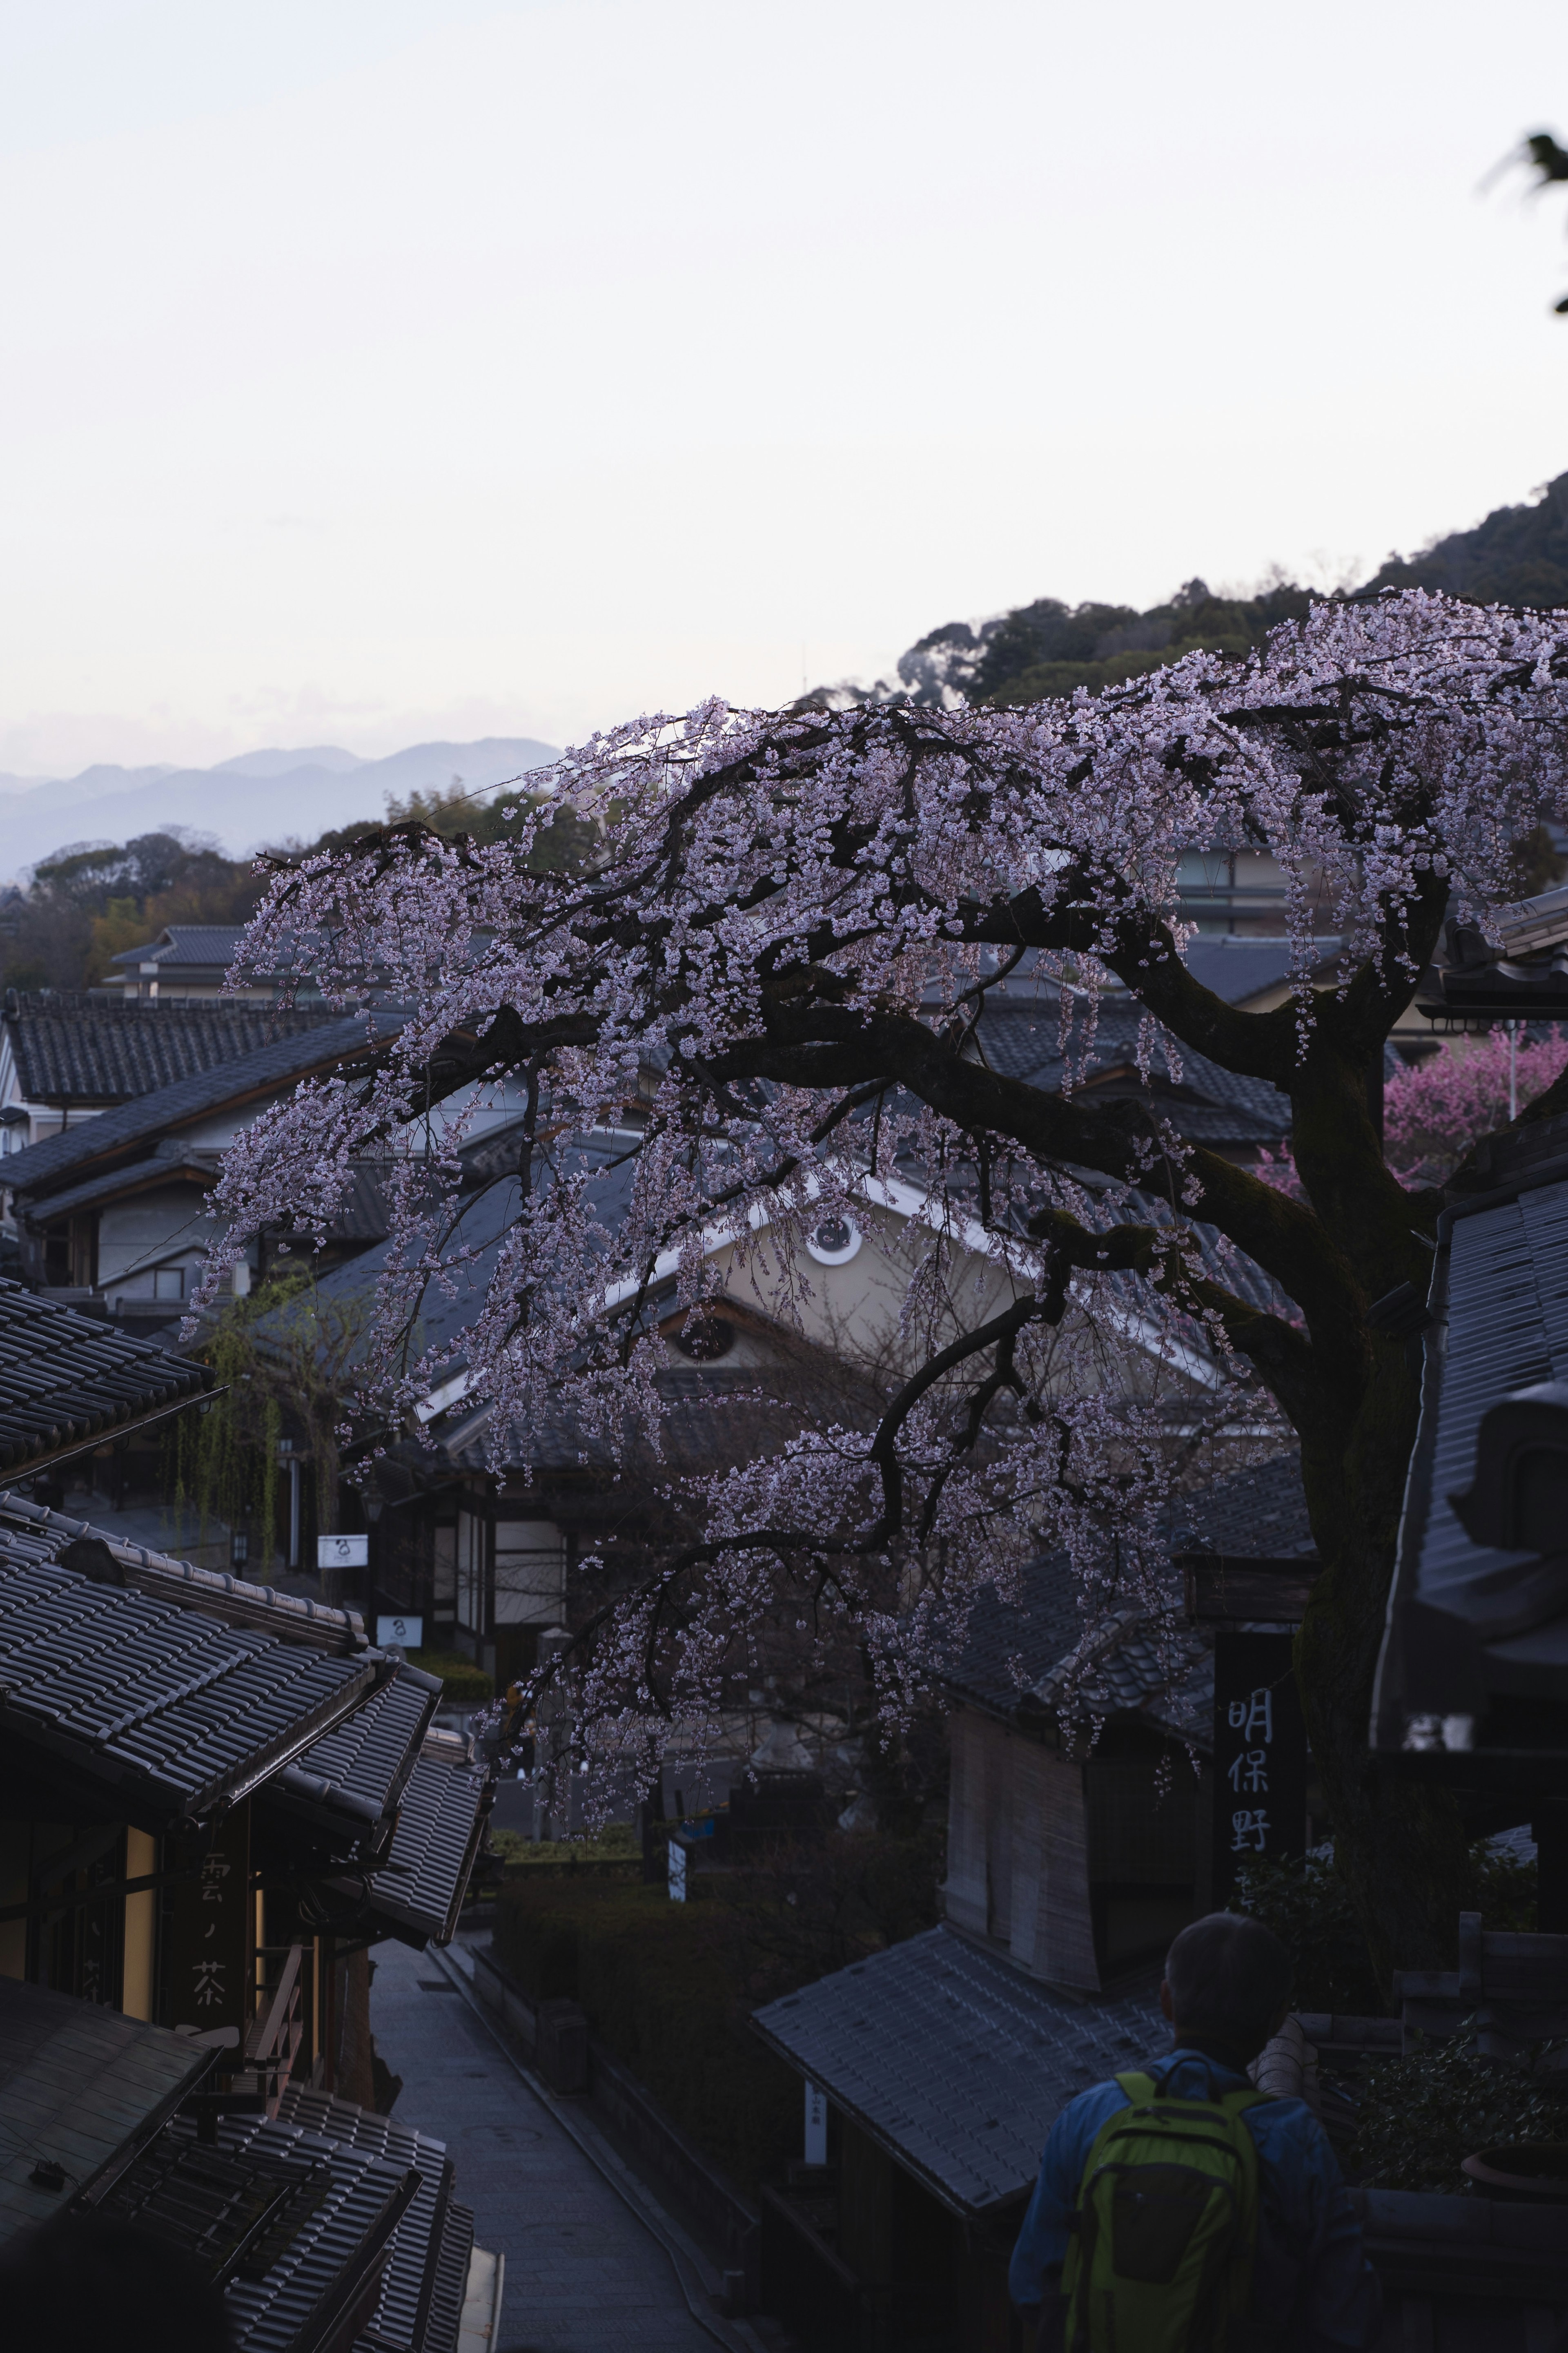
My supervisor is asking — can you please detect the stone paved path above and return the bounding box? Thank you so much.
[370,1937,719,2353]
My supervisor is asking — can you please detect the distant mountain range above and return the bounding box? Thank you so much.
[0,737,561,880]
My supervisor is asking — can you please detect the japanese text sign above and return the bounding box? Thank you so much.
[1211,1632,1307,1906]
[162,1800,251,2045]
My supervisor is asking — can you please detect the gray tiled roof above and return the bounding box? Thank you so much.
[0,1975,211,2253]
[1422,1177,1568,1617]
[0,1546,376,1821]
[751,1925,1165,2217]
[425,2202,477,2353]
[110,924,249,970]
[261,1664,441,1863]
[2,1012,402,1201]
[0,1279,209,1473]
[0,1490,367,1654]
[444,1355,880,1479]
[18,1146,392,1247]
[972,1000,1293,1144]
[1178,936,1342,1004]
[354,1754,493,1947]
[3,994,338,1106]
[274,2084,458,2353]
[187,2108,418,2353]
[15,1143,219,1227]
[1169,1449,1315,1559]
[1376,1133,1568,1743]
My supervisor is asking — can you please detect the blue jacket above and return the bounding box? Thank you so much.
[1008,2047,1381,2350]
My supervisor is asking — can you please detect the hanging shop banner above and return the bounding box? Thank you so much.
[1211,1632,1307,1907]
[161,1800,251,2049]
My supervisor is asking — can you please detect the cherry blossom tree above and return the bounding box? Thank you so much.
[201,588,1568,1988]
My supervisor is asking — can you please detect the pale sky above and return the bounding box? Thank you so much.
[1,0,1566,776]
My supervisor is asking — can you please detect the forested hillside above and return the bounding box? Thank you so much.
[807,469,1568,712]
[1360,471,1568,609]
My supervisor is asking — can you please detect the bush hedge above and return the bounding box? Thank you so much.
[405,1648,493,1705]
[1230,1841,1538,2015]
[1352,2036,1568,2190]
[492,1878,801,2190]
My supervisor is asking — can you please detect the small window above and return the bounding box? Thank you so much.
[806,1215,861,1267]
[153,1267,185,1301]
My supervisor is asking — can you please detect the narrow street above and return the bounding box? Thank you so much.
[370,1937,723,2353]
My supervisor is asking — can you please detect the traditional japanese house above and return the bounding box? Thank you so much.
[0,1280,499,2345]
[0,988,339,1159]
[0,1485,492,2015]
[0,1494,497,2347]
[0,1013,408,1323]
[752,1928,1164,2353]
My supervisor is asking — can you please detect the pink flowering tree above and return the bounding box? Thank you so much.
[1258,1026,1568,1200]
[202,589,1568,1987]
[1385,1026,1568,1185]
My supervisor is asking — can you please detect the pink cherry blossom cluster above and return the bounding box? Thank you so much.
[1385,1025,1568,1185]
[1258,1026,1568,1200]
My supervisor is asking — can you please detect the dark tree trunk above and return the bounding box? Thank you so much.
[1294,1347,1472,1995]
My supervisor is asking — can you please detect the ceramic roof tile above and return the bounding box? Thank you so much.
[1377,1135,1568,1742]
[261,1666,441,1862]
[752,1925,1165,2217]
[3,1013,403,1201]
[0,1280,209,1472]
[353,1756,493,1947]
[0,1544,376,1820]
[188,2110,418,2353]
[0,1490,367,1653]
[4,995,339,1106]
[0,1976,211,2253]
[274,2085,456,2353]
[110,925,251,970]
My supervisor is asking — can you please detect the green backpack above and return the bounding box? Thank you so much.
[1061,2070,1269,2353]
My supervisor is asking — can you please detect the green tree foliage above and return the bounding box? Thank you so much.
[492,1826,943,2190]
[3,828,269,991]
[968,577,1316,707]
[801,474,1568,727]
[404,1648,494,1704]
[0,776,594,996]
[167,1265,370,1563]
[1230,1844,1538,2018]
[381,775,597,868]
[1360,472,1568,611]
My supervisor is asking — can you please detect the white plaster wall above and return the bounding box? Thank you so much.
[97,1187,218,1295]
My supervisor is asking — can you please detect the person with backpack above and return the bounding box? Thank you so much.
[1009,1911,1381,2351]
